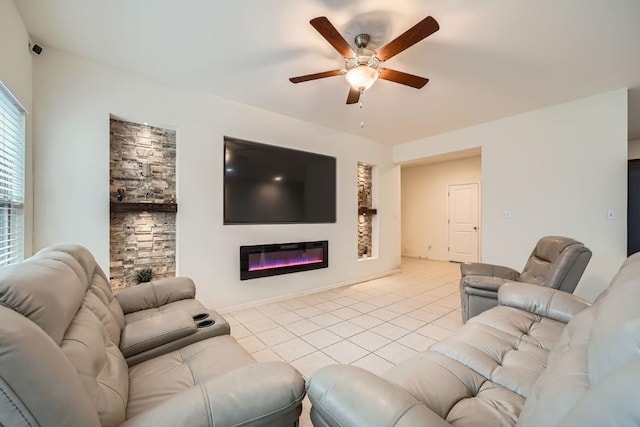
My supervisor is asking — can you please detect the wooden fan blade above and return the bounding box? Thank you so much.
[289,69,343,83]
[376,16,439,61]
[379,69,429,89]
[346,87,360,104]
[310,17,355,58]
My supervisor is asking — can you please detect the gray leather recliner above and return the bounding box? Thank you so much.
[0,244,305,426]
[459,235,592,322]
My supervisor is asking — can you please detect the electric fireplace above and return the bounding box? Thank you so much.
[239,241,328,280]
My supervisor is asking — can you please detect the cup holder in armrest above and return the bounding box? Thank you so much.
[197,319,215,328]
[193,313,210,321]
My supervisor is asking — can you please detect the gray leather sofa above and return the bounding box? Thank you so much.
[459,235,591,322]
[307,252,640,426]
[0,244,305,426]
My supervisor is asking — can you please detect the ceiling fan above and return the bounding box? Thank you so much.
[289,16,439,104]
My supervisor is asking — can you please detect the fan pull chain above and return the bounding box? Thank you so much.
[359,95,365,128]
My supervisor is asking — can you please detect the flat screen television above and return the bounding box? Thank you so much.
[223,137,336,224]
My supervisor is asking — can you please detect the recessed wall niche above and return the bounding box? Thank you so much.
[358,162,376,259]
[109,119,177,292]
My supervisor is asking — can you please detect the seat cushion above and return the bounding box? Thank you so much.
[383,306,565,427]
[123,299,208,324]
[126,335,256,419]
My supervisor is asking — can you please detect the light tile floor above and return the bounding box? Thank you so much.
[223,258,462,426]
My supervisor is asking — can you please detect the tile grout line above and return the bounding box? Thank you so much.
[228,259,462,382]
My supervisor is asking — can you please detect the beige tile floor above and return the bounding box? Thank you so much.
[223,258,462,426]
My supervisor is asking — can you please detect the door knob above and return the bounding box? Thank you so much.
[473,226,478,231]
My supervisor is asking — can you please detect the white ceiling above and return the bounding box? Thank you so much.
[14,0,640,145]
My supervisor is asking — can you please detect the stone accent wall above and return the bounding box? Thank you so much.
[109,119,177,291]
[110,212,176,290]
[110,119,176,203]
[358,162,373,258]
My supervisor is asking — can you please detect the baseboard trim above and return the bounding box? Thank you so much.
[219,268,402,313]
[402,254,449,262]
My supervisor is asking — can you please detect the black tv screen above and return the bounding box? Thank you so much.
[224,137,336,224]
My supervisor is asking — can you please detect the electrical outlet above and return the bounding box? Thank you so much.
[502,210,512,219]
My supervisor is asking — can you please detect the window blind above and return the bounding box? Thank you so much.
[0,83,25,267]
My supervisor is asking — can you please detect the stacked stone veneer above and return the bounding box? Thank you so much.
[109,119,176,291]
[358,162,373,258]
[109,119,176,202]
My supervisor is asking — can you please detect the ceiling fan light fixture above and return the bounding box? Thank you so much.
[345,66,379,92]
[289,16,439,104]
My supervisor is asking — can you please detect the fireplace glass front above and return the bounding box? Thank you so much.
[240,241,328,280]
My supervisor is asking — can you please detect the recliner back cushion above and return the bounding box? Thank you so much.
[559,357,640,426]
[0,307,101,426]
[0,244,130,426]
[518,257,552,286]
[519,237,584,288]
[85,264,125,346]
[531,237,577,263]
[519,255,640,426]
[61,304,129,427]
[40,244,125,345]
[587,260,640,384]
[0,251,86,344]
[516,306,594,426]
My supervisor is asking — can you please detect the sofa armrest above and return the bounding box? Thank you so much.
[462,276,509,292]
[115,277,196,314]
[122,361,305,427]
[119,311,197,358]
[124,311,231,367]
[460,263,520,280]
[498,282,590,323]
[307,365,451,427]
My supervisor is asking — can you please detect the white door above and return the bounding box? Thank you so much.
[448,183,479,263]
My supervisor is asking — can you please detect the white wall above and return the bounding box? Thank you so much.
[395,89,628,301]
[0,0,31,109]
[402,156,481,260]
[0,0,33,256]
[33,48,401,308]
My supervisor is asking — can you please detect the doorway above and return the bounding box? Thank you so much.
[400,150,481,261]
[448,183,480,263]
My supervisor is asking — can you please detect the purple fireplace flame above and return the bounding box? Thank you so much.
[240,241,328,280]
[249,248,324,272]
